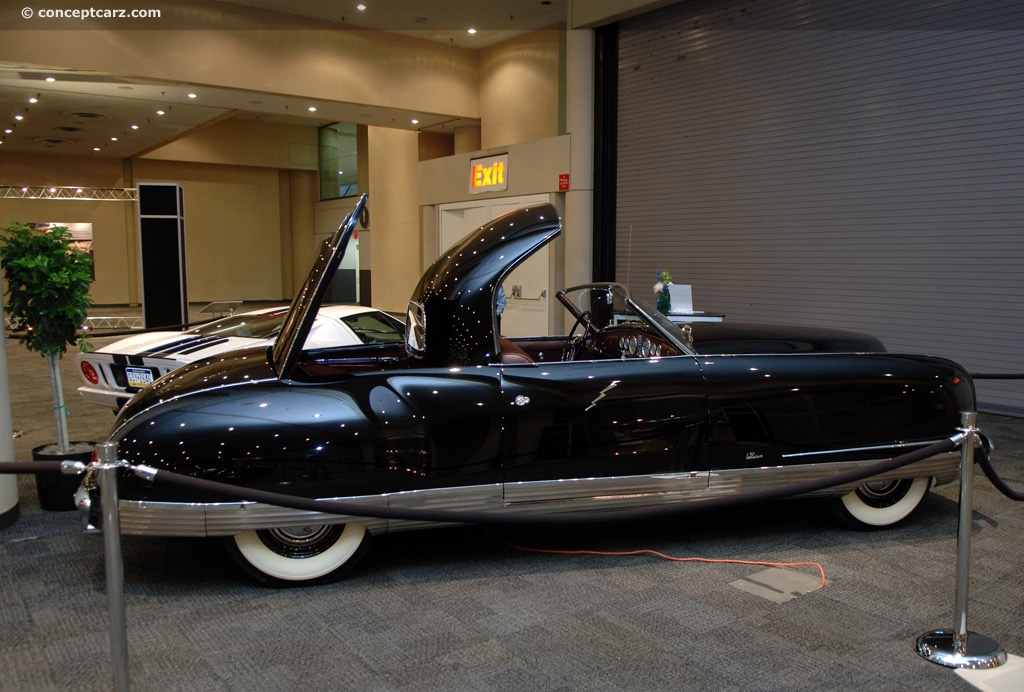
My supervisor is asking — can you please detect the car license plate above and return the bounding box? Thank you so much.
[125,367,155,388]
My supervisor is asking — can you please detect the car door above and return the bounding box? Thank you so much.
[500,355,710,508]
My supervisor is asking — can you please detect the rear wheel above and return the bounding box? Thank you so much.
[835,477,931,529]
[227,522,370,586]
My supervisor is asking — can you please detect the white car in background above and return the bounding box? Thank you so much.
[77,305,404,410]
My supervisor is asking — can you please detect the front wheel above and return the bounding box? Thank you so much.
[834,477,931,529]
[226,522,370,586]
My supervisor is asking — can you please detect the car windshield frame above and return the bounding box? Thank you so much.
[556,282,696,356]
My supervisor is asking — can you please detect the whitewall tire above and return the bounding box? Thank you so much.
[228,522,370,586]
[836,476,931,529]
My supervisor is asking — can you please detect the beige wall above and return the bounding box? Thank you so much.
[1,123,320,305]
[0,153,134,305]
[418,136,571,207]
[1,11,567,310]
[132,159,286,303]
[569,0,682,27]
[479,28,564,149]
[142,119,319,170]
[367,127,421,313]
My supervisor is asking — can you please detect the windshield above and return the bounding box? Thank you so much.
[188,311,287,339]
[340,311,404,345]
[557,283,695,355]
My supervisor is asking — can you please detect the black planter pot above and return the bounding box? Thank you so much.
[32,442,94,512]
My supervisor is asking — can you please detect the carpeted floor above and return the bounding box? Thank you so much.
[2,309,1022,691]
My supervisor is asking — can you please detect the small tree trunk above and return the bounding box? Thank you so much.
[47,352,70,455]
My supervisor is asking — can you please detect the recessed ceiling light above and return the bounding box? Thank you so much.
[93,147,101,151]
[468,28,477,34]
[187,93,197,99]
[411,119,419,124]
[4,129,12,134]
[156,109,165,115]
[308,106,317,112]
[131,124,139,130]
[357,3,366,10]
[110,137,118,141]
[14,115,23,121]
[28,97,38,104]
[45,76,55,82]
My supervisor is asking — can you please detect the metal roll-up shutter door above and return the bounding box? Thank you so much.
[615,0,1024,414]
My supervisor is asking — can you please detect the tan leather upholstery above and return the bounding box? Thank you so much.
[499,338,534,364]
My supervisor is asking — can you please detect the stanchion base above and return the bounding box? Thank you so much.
[917,630,1007,669]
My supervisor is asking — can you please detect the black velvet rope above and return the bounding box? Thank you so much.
[976,445,1024,502]
[0,461,64,474]
[3,431,1021,518]
[121,437,958,526]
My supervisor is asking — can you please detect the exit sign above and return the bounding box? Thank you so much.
[469,154,509,193]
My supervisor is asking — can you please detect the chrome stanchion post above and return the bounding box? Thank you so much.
[95,442,131,692]
[916,411,1006,669]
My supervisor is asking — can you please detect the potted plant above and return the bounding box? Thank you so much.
[1,222,94,510]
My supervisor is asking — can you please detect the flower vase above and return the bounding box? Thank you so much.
[656,288,671,315]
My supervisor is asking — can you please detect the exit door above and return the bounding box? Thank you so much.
[438,195,552,337]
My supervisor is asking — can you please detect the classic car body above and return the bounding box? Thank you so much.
[76,304,403,410]
[80,195,973,585]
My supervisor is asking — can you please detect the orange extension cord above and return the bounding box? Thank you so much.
[505,543,827,589]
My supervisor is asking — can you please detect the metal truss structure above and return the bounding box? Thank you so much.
[0,186,138,201]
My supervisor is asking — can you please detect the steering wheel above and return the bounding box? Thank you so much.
[562,311,595,361]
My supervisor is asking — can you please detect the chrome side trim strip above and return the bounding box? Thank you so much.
[710,452,959,497]
[115,484,502,537]
[112,453,958,537]
[781,439,947,460]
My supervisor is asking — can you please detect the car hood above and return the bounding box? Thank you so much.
[93,332,270,362]
[110,344,278,436]
[272,194,366,380]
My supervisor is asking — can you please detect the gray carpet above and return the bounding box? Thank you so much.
[2,313,1023,691]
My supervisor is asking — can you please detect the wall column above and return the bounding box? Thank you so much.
[288,170,318,297]
[564,25,595,290]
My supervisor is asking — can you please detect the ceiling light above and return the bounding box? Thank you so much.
[187,93,197,99]
[307,106,317,112]
[14,114,23,121]
[93,147,101,151]
[411,119,419,124]
[45,76,55,82]
[468,28,477,34]
[131,124,139,130]
[110,137,118,141]
[357,3,366,10]
[28,97,38,104]
[156,109,165,115]
[4,129,12,134]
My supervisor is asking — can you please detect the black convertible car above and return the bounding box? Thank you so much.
[79,195,972,585]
